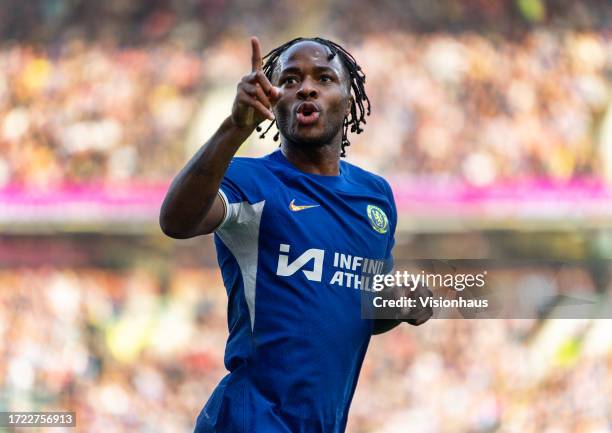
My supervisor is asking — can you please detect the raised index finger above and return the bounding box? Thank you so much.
[251,37,263,72]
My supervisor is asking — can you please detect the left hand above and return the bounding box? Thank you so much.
[402,284,433,326]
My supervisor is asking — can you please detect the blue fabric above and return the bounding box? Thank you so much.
[195,149,397,433]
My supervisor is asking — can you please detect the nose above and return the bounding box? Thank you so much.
[297,78,318,99]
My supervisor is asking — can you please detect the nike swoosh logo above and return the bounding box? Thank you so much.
[289,199,320,212]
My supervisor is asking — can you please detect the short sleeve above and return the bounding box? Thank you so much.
[216,158,266,231]
[218,160,249,204]
[381,179,397,274]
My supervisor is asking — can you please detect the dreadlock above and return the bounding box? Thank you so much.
[255,37,371,157]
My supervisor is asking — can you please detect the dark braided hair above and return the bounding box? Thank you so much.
[255,37,371,157]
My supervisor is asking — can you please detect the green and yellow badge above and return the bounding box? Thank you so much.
[366,205,389,234]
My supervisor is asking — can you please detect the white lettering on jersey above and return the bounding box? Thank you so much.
[276,244,325,282]
[276,243,387,290]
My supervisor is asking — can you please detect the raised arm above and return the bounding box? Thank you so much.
[159,37,281,238]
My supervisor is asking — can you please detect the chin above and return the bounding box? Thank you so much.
[290,135,330,149]
[293,130,326,144]
[288,126,340,147]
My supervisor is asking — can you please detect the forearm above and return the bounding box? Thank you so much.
[372,319,401,335]
[159,116,252,237]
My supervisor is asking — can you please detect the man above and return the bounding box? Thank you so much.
[160,36,431,433]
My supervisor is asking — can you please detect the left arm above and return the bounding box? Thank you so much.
[372,181,432,335]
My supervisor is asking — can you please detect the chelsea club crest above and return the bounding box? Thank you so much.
[366,205,388,234]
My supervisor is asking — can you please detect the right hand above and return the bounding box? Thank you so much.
[231,37,282,130]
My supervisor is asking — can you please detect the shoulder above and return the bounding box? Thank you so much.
[221,155,280,205]
[226,155,267,171]
[340,160,394,198]
[341,160,397,231]
[226,153,284,174]
[224,154,281,183]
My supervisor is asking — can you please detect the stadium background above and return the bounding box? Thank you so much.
[1,0,611,432]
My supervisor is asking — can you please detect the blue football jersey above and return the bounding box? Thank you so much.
[194,149,397,433]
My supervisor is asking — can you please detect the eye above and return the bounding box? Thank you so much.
[320,75,333,82]
[283,76,298,85]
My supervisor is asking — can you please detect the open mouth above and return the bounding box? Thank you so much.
[296,102,321,126]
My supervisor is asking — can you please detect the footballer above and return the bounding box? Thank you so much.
[160,36,432,433]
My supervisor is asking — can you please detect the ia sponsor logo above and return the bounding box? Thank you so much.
[276,243,324,282]
[276,244,386,290]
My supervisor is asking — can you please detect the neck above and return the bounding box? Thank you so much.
[280,135,342,176]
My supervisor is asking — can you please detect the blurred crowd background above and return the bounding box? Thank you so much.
[2,262,611,433]
[1,0,612,432]
[0,0,611,187]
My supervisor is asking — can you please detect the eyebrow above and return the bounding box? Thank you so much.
[278,65,340,77]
